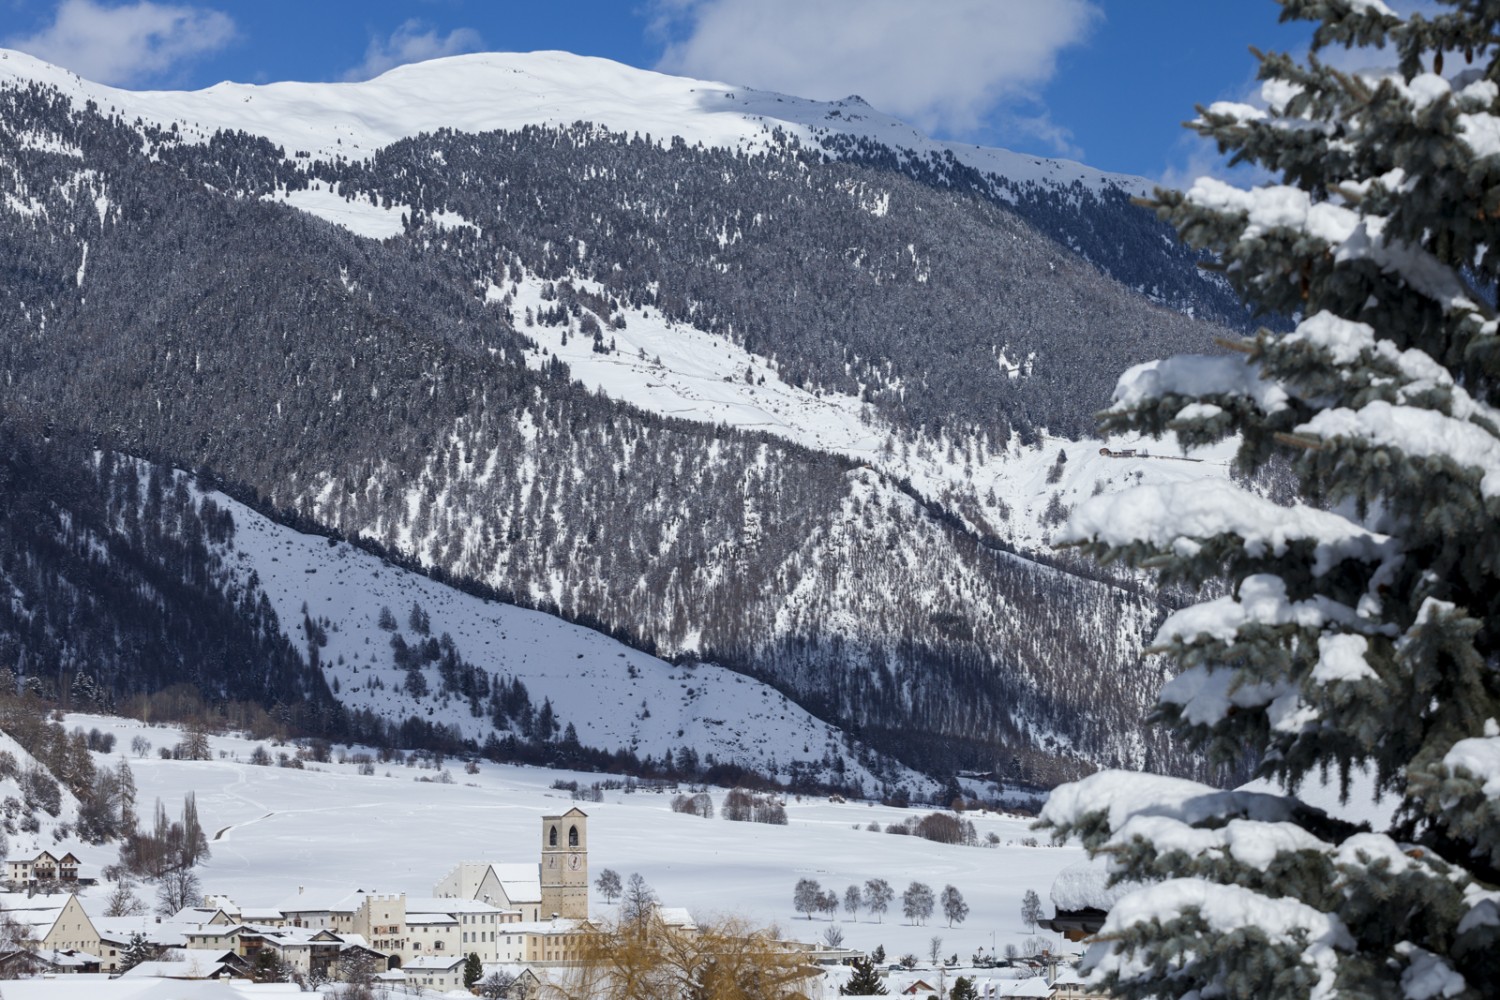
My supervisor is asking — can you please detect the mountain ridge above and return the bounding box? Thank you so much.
[0,46,1149,194]
[0,48,1240,787]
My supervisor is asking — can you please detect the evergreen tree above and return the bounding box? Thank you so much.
[1042,1,1500,997]
[950,977,978,1000]
[463,952,484,989]
[120,931,155,972]
[840,956,888,996]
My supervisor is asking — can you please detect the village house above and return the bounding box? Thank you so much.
[5,849,82,886]
[121,952,254,980]
[2,946,99,975]
[403,952,468,991]
[34,892,95,956]
[271,928,381,981]
[92,914,196,973]
[273,887,365,932]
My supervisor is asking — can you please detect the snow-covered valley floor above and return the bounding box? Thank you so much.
[59,714,1083,976]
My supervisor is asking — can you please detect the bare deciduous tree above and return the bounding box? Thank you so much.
[154,868,202,917]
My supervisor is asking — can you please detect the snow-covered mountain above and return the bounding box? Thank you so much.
[0,47,1241,786]
[0,47,1143,193]
[202,469,931,796]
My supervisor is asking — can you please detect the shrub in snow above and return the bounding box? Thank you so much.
[1041,2,1500,997]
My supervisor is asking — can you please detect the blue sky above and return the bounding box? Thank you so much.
[1,0,1316,182]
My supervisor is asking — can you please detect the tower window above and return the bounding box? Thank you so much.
[549,826,558,846]
[568,826,579,847]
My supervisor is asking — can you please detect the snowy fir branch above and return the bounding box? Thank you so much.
[1042,1,1500,997]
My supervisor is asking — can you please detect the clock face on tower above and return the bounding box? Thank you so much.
[567,853,581,872]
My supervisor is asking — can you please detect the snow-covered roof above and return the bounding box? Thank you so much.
[998,977,1052,998]
[1051,966,1087,985]
[654,906,696,929]
[404,954,466,970]
[239,907,286,922]
[407,895,507,915]
[493,917,584,935]
[121,959,233,979]
[93,917,190,947]
[485,863,541,903]
[273,888,366,913]
[0,891,74,911]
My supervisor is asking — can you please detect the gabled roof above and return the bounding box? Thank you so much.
[93,916,190,947]
[121,959,234,979]
[654,906,696,930]
[0,890,75,911]
[484,863,541,904]
[35,948,100,968]
[334,933,375,951]
[172,906,231,924]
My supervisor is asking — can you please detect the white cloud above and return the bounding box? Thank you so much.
[342,19,485,82]
[651,0,1099,147]
[5,0,235,86]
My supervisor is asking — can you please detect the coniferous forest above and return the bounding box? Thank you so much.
[0,70,1250,788]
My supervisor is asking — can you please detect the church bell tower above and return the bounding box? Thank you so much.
[540,808,589,920]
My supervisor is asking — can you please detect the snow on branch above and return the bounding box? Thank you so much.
[1087,878,1354,1000]
[1441,732,1500,799]
[1296,400,1500,498]
[1159,665,1307,732]
[1110,814,1328,871]
[1039,770,1298,836]
[1059,480,1395,577]
[1155,573,1375,646]
[1185,178,1479,317]
[1109,353,1288,414]
[1282,311,1500,425]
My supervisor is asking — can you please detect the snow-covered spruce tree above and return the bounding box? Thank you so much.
[1038,1,1500,997]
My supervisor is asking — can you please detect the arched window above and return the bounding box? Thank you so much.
[568,826,579,847]
[549,826,558,846]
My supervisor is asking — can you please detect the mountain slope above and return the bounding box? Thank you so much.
[0,52,1234,785]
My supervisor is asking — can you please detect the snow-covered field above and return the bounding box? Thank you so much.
[64,714,1083,969]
